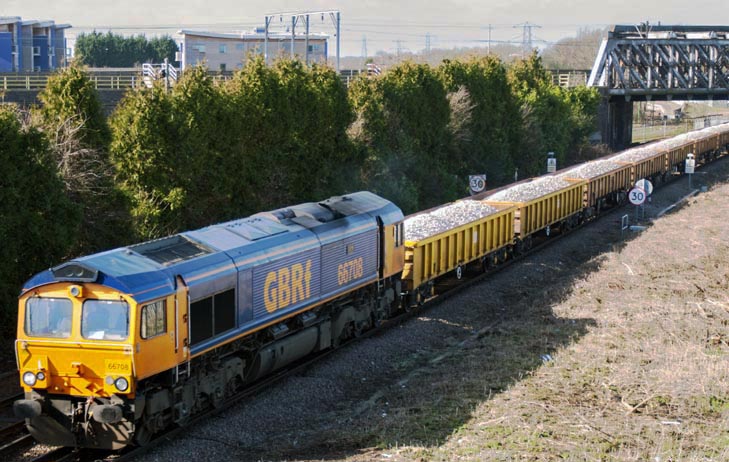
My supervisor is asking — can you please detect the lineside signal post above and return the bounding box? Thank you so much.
[686,153,695,190]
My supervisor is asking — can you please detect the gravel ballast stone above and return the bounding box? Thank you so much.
[558,159,625,180]
[485,176,574,203]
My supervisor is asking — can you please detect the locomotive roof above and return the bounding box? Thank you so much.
[22,191,402,303]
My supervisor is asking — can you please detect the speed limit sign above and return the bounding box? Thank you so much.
[469,174,487,195]
[628,187,646,205]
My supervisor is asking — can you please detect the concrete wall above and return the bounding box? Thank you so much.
[599,95,634,150]
[2,89,127,115]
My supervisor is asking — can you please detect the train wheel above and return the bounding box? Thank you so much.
[562,219,572,233]
[134,418,153,447]
[456,265,463,280]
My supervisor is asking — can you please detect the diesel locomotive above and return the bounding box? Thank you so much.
[14,192,404,449]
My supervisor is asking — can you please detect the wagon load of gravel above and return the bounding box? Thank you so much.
[611,145,664,162]
[485,176,573,203]
[404,200,500,242]
[558,159,625,180]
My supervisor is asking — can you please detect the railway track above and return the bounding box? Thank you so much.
[0,389,33,460]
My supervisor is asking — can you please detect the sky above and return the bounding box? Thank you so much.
[3,1,728,57]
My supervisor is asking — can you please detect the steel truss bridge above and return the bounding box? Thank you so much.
[589,25,729,148]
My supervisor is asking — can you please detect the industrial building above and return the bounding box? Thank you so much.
[0,17,70,72]
[177,29,328,71]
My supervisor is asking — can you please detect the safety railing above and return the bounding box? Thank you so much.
[0,73,138,90]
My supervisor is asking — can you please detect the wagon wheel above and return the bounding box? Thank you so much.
[480,256,489,272]
[455,265,464,280]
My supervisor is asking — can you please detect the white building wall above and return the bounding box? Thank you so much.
[180,33,327,71]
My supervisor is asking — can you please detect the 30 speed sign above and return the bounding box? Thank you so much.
[628,187,646,205]
[469,175,487,194]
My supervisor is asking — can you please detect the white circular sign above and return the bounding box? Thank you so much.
[628,187,646,205]
[634,179,653,196]
[469,175,486,193]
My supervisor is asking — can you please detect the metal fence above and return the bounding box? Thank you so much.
[0,72,138,90]
[632,114,729,144]
[0,68,367,91]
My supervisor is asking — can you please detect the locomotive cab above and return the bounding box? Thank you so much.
[15,261,184,449]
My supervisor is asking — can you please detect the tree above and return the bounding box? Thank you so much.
[75,32,178,67]
[36,66,132,252]
[438,56,521,187]
[349,61,455,213]
[110,58,356,240]
[0,107,80,332]
[541,28,606,70]
[509,53,571,176]
[37,65,110,147]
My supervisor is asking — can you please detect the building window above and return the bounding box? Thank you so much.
[236,43,245,51]
[141,300,166,339]
[220,63,226,72]
[219,44,227,54]
[194,44,206,53]
[32,46,40,56]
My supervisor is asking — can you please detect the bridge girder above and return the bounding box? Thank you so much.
[589,25,729,101]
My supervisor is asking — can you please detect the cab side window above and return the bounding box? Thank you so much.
[394,222,404,247]
[141,300,166,339]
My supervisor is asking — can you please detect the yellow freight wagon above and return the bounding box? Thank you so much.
[483,178,586,239]
[666,141,693,172]
[692,131,721,158]
[559,160,632,211]
[721,127,729,146]
[402,202,515,292]
[612,147,667,184]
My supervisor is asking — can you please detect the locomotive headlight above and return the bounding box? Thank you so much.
[114,377,129,392]
[36,371,46,381]
[22,371,37,386]
[68,285,83,298]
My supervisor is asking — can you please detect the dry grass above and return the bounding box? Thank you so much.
[340,164,729,461]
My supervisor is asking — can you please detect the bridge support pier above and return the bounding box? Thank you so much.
[599,96,633,150]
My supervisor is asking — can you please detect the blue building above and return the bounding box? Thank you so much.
[0,17,70,72]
